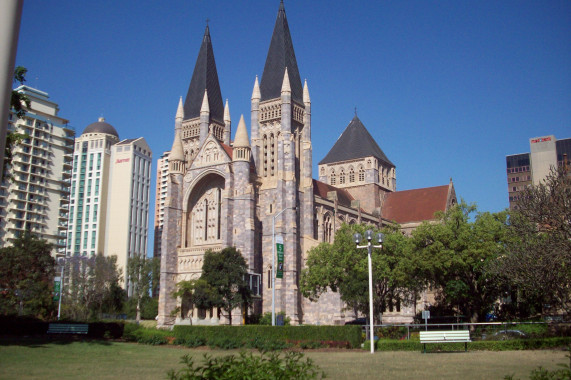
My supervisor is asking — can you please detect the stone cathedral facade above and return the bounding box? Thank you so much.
[157,2,456,327]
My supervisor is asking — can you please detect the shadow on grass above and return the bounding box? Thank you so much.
[0,336,114,348]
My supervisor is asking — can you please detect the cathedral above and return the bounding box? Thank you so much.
[157,2,456,327]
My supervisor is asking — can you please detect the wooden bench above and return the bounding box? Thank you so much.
[419,330,471,353]
[47,323,89,335]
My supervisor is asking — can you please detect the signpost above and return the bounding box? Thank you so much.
[422,310,430,331]
[276,235,284,279]
[53,276,61,301]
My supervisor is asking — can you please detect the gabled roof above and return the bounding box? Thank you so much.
[381,184,450,224]
[184,25,224,122]
[312,179,354,208]
[319,115,394,166]
[260,1,303,103]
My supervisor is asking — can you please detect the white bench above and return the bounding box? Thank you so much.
[47,323,89,335]
[419,330,471,353]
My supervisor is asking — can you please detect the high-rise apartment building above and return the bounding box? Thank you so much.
[66,118,152,290]
[0,85,74,254]
[506,135,571,209]
[153,151,169,261]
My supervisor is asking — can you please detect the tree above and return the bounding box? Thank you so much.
[11,66,30,119]
[410,202,509,323]
[172,278,220,322]
[300,223,417,323]
[126,255,159,322]
[200,247,251,325]
[3,66,31,179]
[62,253,124,320]
[0,234,55,318]
[498,166,571,316]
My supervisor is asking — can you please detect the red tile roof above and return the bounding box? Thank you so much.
[312,179,354,207]
[220,143,233,159]
[382,184,450,224]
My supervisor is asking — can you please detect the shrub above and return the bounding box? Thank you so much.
[127,326,172,345]
[376,326,408,340]
[207,336,244,350]
[257,311,291,326]
[172,325,362,349]
[168,351,325,380]
[87,322,124,339]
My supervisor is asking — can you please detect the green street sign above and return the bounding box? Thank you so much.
[276,236,284,279]
[54,277,61,301]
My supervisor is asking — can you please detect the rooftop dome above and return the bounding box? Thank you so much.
[83,117,119,138]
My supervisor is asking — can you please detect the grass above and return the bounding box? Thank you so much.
[0,337,568,380]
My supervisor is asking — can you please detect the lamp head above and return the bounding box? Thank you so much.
[376,233,384,244]
[366,230,373,242]
[353,233,362,245]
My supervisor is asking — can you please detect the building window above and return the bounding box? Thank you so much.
[359,167,365,182]
[349,168,355,183]
[339,169,346,185]
[323,214,333,243]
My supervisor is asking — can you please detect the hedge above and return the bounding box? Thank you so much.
[364,337,571,352]
[172,325,362,349]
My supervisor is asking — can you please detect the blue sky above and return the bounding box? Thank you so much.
[15,1,570,248]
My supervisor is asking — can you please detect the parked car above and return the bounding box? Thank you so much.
[483,329,527,340]
[344,318,367,325]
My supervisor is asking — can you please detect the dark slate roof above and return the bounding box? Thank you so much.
[260,1,303,103]
[382,185,450,224]
[83,119,119,138]
[183,25,224,122]
[312,179,354,208]
[319,115,394,166]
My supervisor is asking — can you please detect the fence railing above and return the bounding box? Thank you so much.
[363,321,563,341]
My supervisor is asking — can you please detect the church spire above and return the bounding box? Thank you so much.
[183,24,224,122]
[260,1,303,103]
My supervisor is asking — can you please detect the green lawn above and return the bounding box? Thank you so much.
[0,338,568,380]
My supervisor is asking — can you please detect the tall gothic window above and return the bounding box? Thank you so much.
[339,169,346,185]
[358,166,365,182]
[263,135,268,176]
[349,168,355,183]
[186,175,224,247]
[323,214,333,243]
[270,133,275,176]
[330,170,336,185]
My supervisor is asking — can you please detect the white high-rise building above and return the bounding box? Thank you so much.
[104,137,152,289]
[153,151,169,260]
[66,118,119,257]
[66,118,152,290]
[0,85,74,254]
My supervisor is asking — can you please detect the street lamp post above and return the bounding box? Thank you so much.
[55,254,66,320]
[272,206,296,326]
[354,230,383,354]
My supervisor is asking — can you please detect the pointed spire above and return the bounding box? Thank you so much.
[281,67,291,94]
[200,89,209,114]
[303,79,310,104]
[176,97,184,120]
[224,99,231,123]
[184,25,224,121]
[170,99,185,163]
[233,115,250,148]
[251,76,261,100]
[260,1,303,102]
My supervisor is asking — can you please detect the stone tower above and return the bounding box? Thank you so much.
[251,1,313,324]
